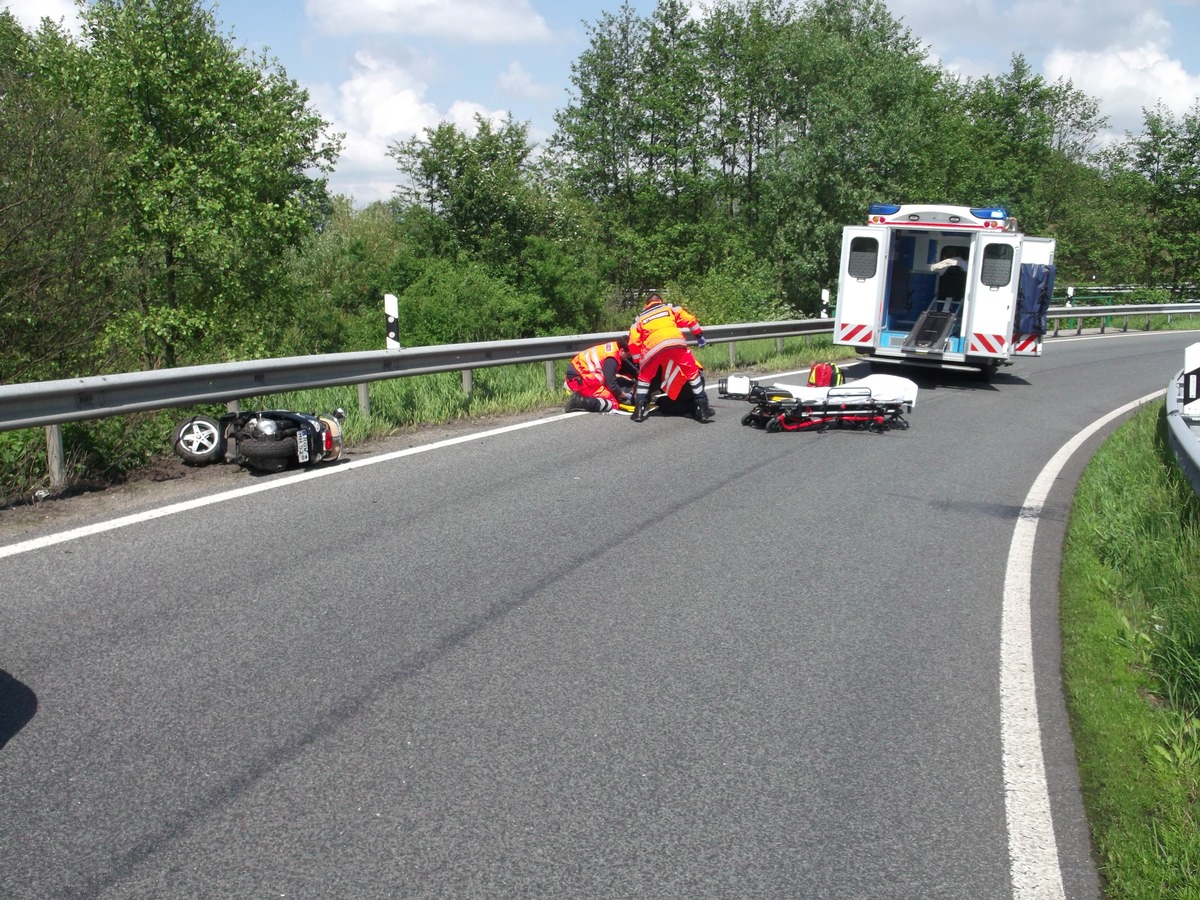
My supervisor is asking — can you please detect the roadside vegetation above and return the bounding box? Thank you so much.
[1061,402,1200,896]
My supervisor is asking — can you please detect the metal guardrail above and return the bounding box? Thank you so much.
[1166,369,1200,499]
[6,304,1200,435]
[4,301,1200,488]
[1047,302,1200,335]
[0,319,833,434]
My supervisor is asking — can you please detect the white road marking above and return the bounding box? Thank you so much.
[0,414,579,560]
[1002,388,1164,898]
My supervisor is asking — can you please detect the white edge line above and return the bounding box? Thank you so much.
[1002,388,1164,898]
[0,413,582,560]
[0,367,861,561]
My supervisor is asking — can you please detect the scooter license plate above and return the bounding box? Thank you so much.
[297,432,310,463]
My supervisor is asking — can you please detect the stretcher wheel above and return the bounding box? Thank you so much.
[741,413,756,427]
[765,417,782,433]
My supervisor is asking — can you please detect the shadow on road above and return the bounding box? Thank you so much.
[0,670,37,749]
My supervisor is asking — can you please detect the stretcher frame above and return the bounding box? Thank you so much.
[717,374,913,433]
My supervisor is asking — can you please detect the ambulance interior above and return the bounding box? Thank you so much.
[882,231,970,353]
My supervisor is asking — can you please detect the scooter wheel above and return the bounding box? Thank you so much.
[172,415,224,465]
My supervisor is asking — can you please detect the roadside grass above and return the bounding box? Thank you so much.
[1061,401,1200,897]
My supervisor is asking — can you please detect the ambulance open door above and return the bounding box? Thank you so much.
[964,233,1022,362]
[834,226,888,352]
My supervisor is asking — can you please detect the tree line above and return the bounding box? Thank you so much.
[3,0,1200,390]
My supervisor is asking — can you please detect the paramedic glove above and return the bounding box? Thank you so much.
[696,335,707,348]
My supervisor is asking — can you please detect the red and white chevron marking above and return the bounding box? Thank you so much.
[969,333,1007,355]
[837,323,874,345]
[1012,333,1041,354]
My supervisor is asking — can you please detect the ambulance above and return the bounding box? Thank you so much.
[832,203,1055,375]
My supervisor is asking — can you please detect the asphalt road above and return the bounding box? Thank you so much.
[2,330,1195,899]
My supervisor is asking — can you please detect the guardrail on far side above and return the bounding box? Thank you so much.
[1166,343,1200,499]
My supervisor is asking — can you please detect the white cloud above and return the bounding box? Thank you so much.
[497,60,557,100]
[304,0,552,43]
[1046,42,1200,134]
[315,50,508,203]
[888,0,1200,139]
[4,0,81,32]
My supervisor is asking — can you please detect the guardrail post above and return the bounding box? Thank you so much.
[728,341,736,367]
[46,424,65,491]
[357,383,370,416]
[545,360,556,392]
[463,369,473,395]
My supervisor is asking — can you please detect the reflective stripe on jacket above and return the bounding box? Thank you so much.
[628,302,702,365]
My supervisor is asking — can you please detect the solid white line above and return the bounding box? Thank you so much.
[0,413,580,560]
[1002,388,1164,898]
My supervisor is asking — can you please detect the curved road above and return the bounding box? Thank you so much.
[1,331,1194,898]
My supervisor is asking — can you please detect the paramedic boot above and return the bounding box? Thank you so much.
[693,393,713,423]
[631,396,648,423]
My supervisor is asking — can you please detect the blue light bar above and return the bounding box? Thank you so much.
[867,203,902,216]
[969,206,1009,221]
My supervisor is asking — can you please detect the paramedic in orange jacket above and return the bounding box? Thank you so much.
[564,338,637,414]
[627,292,712,423]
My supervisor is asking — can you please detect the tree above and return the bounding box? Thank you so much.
[0,12,120,382]
[755,0,951,307]
[391,114,543,272]
[1108,102,1200,291]
[80,0,340,368]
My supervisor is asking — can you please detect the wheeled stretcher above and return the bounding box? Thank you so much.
[717,372,917,433]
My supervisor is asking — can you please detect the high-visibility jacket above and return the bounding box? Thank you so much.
[566,341,627,397]
[628,301,703,366]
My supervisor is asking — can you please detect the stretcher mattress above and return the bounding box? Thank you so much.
[767,373,918,409]
[720,373,918,409]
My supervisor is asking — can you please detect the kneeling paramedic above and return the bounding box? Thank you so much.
[627,292,712,423]
[564,338,638,414]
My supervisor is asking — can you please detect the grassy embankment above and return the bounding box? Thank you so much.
[1062,400,1200,897]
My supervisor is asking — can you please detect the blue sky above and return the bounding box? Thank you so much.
[7,0,1200,204]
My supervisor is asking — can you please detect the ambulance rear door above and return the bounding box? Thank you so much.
[834,227,889,352]
[1012,237,1056,357]
[964,233,1022,362]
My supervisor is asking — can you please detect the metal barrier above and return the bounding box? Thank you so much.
[1167,367,1200,499]
[3,303,1198,489]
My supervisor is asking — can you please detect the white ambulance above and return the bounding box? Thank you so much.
[832,203,1055,375]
